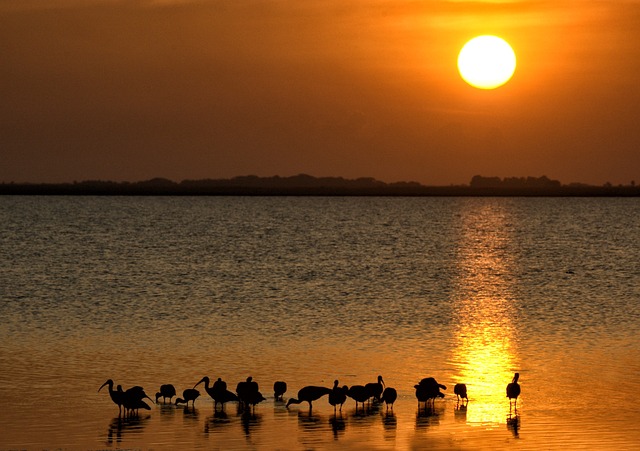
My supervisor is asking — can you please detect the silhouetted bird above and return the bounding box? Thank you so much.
[155,384,176,404]
[212,377,227,393]
[347,385,370,411]
[195,376,238,410]
[365,375,385,403]
[176,388,200,408]
[273,381,287,401]
[236,377,263,411]
[381,387,397,410]
[506,373,521,410]
[415,377,446,410]
[286,386,332,410]
[99,379,125,415]
[122,386,153,416]
[328,380,348,412]
[454,383,468,403]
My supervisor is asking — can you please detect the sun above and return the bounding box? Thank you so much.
[457,35,516,89]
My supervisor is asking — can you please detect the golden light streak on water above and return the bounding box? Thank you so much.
[450,202,520,425]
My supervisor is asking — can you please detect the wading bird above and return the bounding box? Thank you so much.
[195,376,238,410]
[273,381,287,401]
[176,388,200,408]
[286,385,332,411]
[155,384,176,404]
[236,377,263,412]
[365,375,385,403]
[454,383,468,404]
[99,379,124,415]
[328,380,348,412]
[122,385,154,416]
[415,377,446,411]
[506,373,521,410]
[381,387,397,410]
[347,385,370,412]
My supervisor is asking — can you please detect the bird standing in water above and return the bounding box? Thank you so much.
[365,375,385,403]
[506,373,521,411]
[273,381,287,401]
[155,384,176,404]
[176,388,200,408]
[286,385,332,411]
[195,376,238,410]
[454,383,468,404]
[381,386,397,410]
[328,380,348,412]
[99,379,124,416]
[347,385,370,412]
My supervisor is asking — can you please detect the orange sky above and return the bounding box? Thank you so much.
[2,0,639,185]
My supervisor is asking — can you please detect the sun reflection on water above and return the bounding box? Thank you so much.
[449,202,520,425]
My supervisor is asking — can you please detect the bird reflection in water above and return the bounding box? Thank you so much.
[507,413,520,438]
[454,403,468,423]
[241,411,262,437]
[204,410,231,435]
[329,413,346,440]
[105,415,149,446]
[415,407,442,430]
[382,410,397,442]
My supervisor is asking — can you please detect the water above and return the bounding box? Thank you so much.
[0,196,638,450]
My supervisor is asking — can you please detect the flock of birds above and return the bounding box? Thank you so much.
[99,373,521,418]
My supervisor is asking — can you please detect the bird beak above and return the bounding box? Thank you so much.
[98,382,108,392]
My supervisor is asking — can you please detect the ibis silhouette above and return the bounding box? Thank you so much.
[286,386,332,411]
[155,384,176,404]
[175,388,200,408]
[506,373,521,410]
[328,380,348,412]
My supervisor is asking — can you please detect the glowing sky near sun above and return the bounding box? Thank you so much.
[1,0,639,185]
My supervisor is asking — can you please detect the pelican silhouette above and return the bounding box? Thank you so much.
[286,386,332,410]
[328,380,348,412]
[364,375,385,403]
[454,383,468,404]
[273,381,287,401]
[99,379,124,415]
[195,376,238,410]
[176,388,200,408]
[347,385,369,412]
[506,373,521,410]
[155,384,176,404]
[381,387,397,410]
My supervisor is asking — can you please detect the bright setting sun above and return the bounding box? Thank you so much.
[457,35,516,89]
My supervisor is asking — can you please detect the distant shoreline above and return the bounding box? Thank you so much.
[1,174,639,197]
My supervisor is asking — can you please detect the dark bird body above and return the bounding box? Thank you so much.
[364,375,385,403]
[99,379,124,415]
[176,388,200,407]
[195,376,238,410]
[273,381,287,401]
[454,383,468,403]
[236,377,263,411]
[381,387,397,410]
[155,384,177,404]
[506,373,521,410]
[415,377,446,410]
[328,380,348,412]
[347,385,370,411]
[122,386,154,416]
[286,386,332,410]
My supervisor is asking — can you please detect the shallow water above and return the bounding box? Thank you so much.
[0,196,638,450]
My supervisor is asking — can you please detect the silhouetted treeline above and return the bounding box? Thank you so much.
[1,174,639,196]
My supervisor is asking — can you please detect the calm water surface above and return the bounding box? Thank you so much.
[0,196,639,450]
